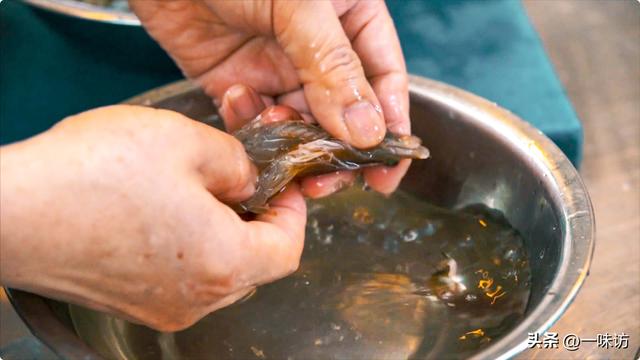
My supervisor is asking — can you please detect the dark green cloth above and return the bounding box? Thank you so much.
[0,0,182,145]
[387,0,583,166]
[0,0,582,165]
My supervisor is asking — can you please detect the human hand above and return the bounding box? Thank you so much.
[0,105,306,331]
[130,0,412,197]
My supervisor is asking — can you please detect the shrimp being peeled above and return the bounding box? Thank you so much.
[233,109,430,213]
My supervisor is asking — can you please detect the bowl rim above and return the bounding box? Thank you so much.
[22,0,141,26]
[6,76,595,360]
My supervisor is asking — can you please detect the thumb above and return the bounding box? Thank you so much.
[273,0,386,149]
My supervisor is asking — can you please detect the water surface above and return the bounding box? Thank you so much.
[70,186,531,359]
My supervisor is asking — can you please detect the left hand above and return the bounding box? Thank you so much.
[0,105,306,331]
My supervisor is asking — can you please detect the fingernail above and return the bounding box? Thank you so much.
[237,165,259,199]
[239,178,256,198]
[344,101,385,148]
[261,105,303,124]
[226,85,264,121]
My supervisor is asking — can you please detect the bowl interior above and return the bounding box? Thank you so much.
[143,82,562,311]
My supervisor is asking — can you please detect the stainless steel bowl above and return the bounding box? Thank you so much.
[7,76,595,360]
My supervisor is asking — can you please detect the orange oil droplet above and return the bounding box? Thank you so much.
[459,328,486,340]
[353,206,374,224]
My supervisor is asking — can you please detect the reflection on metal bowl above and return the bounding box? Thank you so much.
[6,76,595,360]
[23,0,139,26]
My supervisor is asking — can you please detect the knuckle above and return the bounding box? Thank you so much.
[209,271,239,295]
[228,138,254,190]
[151,315,195,332]
[233,143,253,178]
[134,303,198,333]
[315,44,363,84]
[286,256,301,275]
[281,245,303,276]
[155,109,191,132]
[194,258,243,296]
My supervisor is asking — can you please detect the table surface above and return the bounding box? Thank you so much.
[1,1,639,359]
[521,1,640,359]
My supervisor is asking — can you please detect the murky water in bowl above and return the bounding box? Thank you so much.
[69,186,531,359]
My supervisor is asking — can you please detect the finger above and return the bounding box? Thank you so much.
[276,89,310,115]
[273,0,386,149]
[219,84,267,132]
[261,95,276,107]
[258,105,304,124]
[341,0,410,135]
[363,159,411,195]
[220,85,303,132]
[205,286,256,314]
[340,1,410,193]
[185,118,258,202]
[300,170,357,199]
[272,84,408,194]
[239,184,307,286]
[275,90,318,124]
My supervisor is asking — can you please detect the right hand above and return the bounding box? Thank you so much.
[130,0,412,198]
[0,105,306,331]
